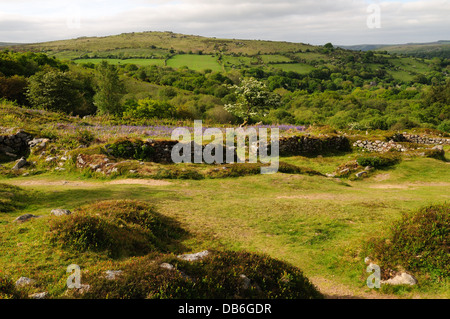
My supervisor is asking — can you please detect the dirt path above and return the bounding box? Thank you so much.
[310,276,398,299]
[7,178,171,187]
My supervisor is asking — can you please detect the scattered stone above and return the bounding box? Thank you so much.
[239,274,251,290]
[177,250,210,262]
[15,277,35,287]
[104,270,123,280]
[129,170,138,174]
[77,284,91,294]
[13,214,40,223]
[51,209,72,216]
[29,292,48,299]
[381,273,418,286]
[160,263,175,270]
[12,157,28,170]
[432,145,444,151]
[355,171,368,178]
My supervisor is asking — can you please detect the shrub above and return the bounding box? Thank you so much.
[82,250,323,299]
[356,153,401,168]
[48,200,187,258]
[106,139,155,161]
[364,204,450,280]
[154,167,205,180]
[278,162,323,176]
[424,149,445,161]
[0,276,26,299]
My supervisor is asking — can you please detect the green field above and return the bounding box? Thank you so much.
[269,63,315,74]
[166,54,223,72]
[73,58,165,67]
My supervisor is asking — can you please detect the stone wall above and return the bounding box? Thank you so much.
[353,140,406,153]
[279,135,351,156]
[0,130,33,161]
[105,135,351,164]
[402,134,450,145]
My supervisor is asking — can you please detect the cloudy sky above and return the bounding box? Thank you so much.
[0,0,449,45]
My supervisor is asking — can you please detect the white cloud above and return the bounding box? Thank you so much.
[0,0,448,45]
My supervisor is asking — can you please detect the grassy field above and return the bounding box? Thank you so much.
[1,148,449,298]
[73,58,165,67]
[166,54,223,72]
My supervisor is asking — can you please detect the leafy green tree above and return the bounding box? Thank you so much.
[123,98,175,119]
[224,77,281,125]
[26,70,85,114]
[94,61,125,115]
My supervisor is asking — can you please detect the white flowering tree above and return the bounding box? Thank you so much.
[224,77,281,125]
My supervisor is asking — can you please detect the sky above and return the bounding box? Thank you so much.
[0,0,449,45]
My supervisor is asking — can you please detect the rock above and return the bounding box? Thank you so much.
[160,263,175,270]
[364,166,374,172]
[51,209,72,216]
[239,274,251,290]
[355,171,368,178]
[77,284,91,294]
[177,250,210,262]
[432,145,444,151]
[12,157,27,170]
[381,272,418,286]
[29,292,48,299]
[129,170,138,174]
[13,214,39,223]
[15,277,35,287]
[104,270,123,280]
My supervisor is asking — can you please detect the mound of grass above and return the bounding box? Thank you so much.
[0,184,29,213]
[278,162,324,176]
[48,200,187,258]
[364,204,450,280]
[81,250,323,299]
[356,152,401,169]
[0,276,26,299]
[154,167,205,180]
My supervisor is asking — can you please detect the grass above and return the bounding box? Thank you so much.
[166,54,223,72]
[0,154,449,298]
[73,58,165,67]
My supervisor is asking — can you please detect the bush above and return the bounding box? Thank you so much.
[278,162,323,176]
[82,250,323,299]
[356,153,401,168]
[48,200,187,258]
[364,204,450,280]
[106,139,155,161]
[0,276,26,299]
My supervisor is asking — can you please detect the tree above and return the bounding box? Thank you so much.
[224,77,281,125]
[94,61,125,115]
[26,70,85,114]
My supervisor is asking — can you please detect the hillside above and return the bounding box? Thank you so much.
[339,41,450,59]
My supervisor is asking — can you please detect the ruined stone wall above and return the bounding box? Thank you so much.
[0,131,33,161]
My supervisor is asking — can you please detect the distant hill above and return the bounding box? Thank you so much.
[338,41,450,59]
[7,31,315,58]
[0,42,21,47]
